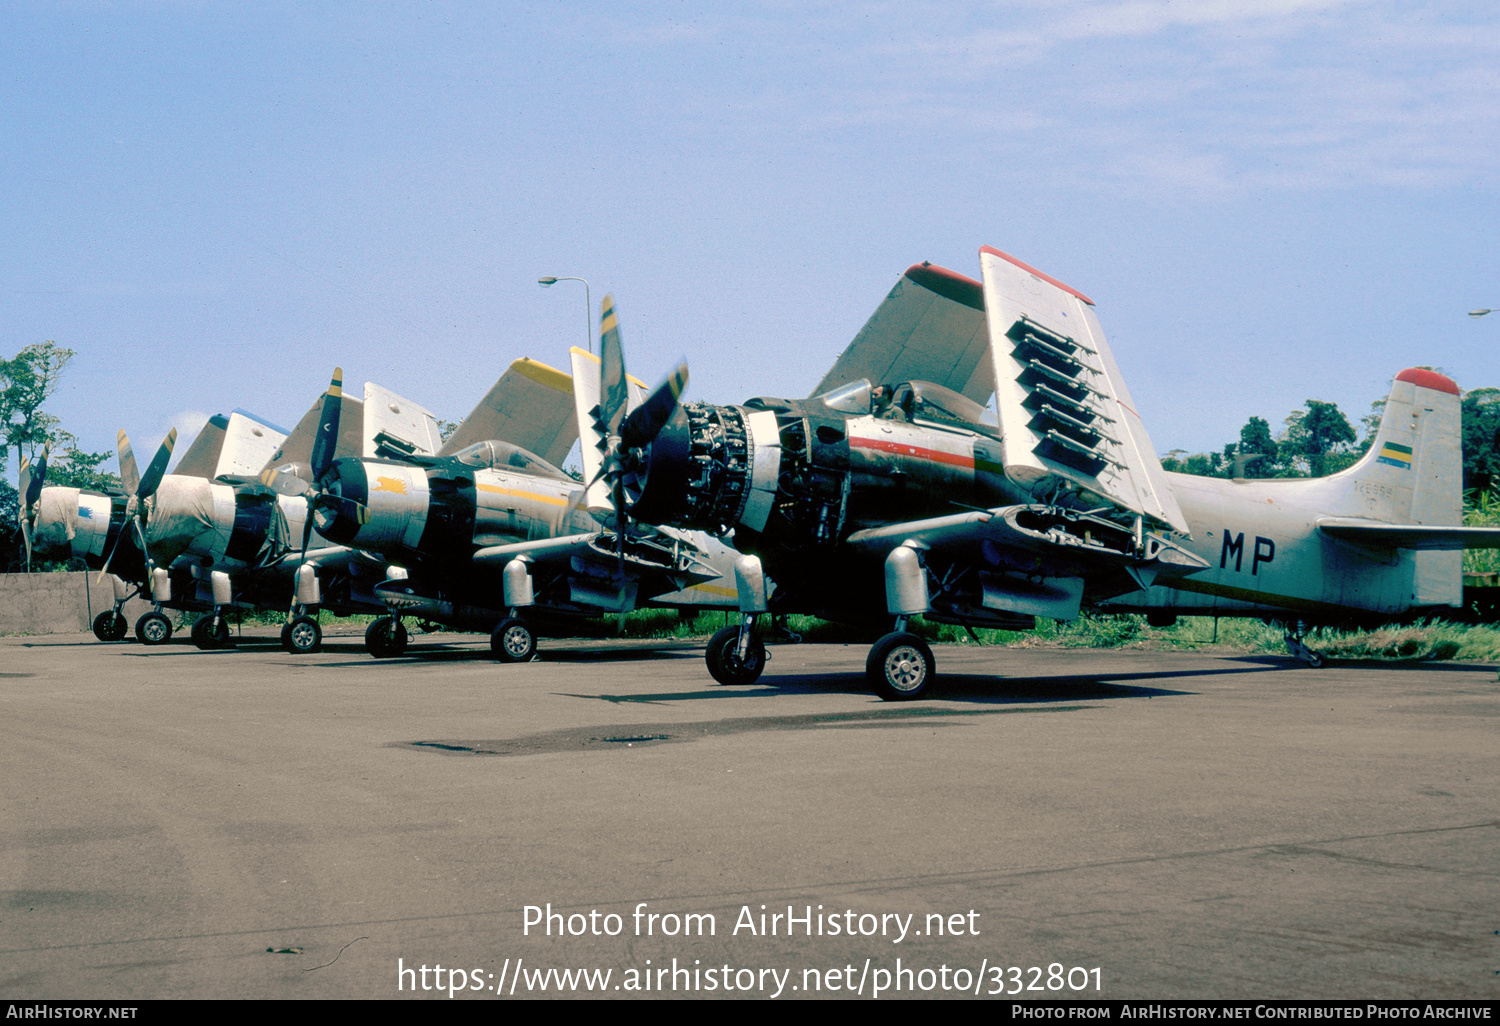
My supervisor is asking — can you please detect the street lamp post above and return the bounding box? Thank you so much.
[539,276,592,354]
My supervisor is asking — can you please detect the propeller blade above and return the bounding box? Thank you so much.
[598,297,629,437]
[27,446,48,506]
[20,519,32,573]
[137,429,178,500]
[17,459,31,521]
[258,466,313,497]
[96,528,122,584]
[117,430,141,497]
[309,367,345,482]
[131,516,152,571]
[620,362,689,449]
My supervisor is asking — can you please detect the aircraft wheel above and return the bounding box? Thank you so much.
[1303,651,1326,669]
[491,617,536,662]
[283,615,322,654]
[365,617,408,659]
[93,611,128,642]
[135,611,173,646]
[867,632,934,701]
[191,615,231,650]
[705,625,766,686]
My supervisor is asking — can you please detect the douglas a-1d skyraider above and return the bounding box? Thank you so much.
[278,346,734,661]
[593,245,1500,698]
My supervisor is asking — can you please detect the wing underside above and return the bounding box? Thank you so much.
[979,246,1187,534]
[439,357,579,468]
[811,262,994,406]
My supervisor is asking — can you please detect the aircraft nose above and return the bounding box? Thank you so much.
[312,460,371,545]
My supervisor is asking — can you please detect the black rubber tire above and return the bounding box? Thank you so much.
[365,617,408,658]
[283,615,322,654]
[1304,651,1326,669]
[491,617,536,662]
[191,615,230,650]
[867,631,935,701]
[135,611,173,646]
[705,624,766,685]
[93,610,128,642]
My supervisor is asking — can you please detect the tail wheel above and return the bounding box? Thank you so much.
[867,632,934,701]
[365,617,408,658]
[93,611,128,642]
[135,611,173,646]
[705,624,766,685]
[491,617,536,662]
[283,615,322,654]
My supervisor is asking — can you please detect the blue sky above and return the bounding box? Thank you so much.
[4,1,1498,470]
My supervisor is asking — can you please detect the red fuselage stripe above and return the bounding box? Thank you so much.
[851,435,975,469]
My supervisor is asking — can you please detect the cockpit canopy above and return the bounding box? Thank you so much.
[452,440,572,480]
[815,377,995,433]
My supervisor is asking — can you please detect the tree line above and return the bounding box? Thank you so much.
[1161,383,1500,493]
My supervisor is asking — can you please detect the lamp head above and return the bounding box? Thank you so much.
[538,276,558,287]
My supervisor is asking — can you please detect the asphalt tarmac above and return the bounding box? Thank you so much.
[1,628,1496,1001]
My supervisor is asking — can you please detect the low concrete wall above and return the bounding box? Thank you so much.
[0,573,155,635]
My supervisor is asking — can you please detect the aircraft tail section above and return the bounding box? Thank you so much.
[1333,368,1462,528]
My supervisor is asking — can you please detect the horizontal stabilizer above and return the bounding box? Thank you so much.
[438,357,579,468]
[811,262,994,406]
[1317,519,1500,551]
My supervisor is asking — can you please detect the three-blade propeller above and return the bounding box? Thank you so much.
[257,368,367,569]
[584,295,689,585]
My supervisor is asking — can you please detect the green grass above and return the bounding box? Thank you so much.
[166,604,1500,663]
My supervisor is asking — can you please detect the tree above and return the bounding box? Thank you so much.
[1461,387,1500,494]
[1,341,75,482]
[1282,399,1356,477]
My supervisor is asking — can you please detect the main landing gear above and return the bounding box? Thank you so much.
[135,610,173,645]
[92,610,128,642]
[365,615,408,658]
[706,621,766,685]
[192,614,231,650]
[867,625,935,701]
[491,617,536,663]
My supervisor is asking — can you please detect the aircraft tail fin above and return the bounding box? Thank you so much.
[1324,368,1465,607]
[1334,368,1463,527]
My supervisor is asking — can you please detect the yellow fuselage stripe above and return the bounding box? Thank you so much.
[476,483,569,507]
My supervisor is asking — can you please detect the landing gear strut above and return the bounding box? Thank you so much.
[1284,621,1326,668]
[706,617,766,685]
[93,610,128,642]
[192,614,231,650]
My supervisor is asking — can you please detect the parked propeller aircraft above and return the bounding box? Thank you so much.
[26,391,386,648]
[586,245,1500,698]
[281,348,738,660]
